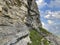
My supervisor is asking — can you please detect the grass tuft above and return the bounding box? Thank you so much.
[28,27,51,45]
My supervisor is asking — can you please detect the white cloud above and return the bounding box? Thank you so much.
[44,10,52,19]
[48,0,60,8]
[41,22,48,30]
[36,0,43,5]
[44,10,60,19]
[56,27,58,29]
[36,0,60,9]
[52,11,60,18]
[36,0,47,8]
[37,0,60,36]
[45,14,50,18]
[47,20,54,24]
[42,22,46,28]
[42,22,45,26]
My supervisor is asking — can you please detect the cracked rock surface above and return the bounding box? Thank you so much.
[0,0,41,45]
[0,0,60,45]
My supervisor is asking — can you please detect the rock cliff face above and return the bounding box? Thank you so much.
[0,0,41,45]
[0,0,60,45]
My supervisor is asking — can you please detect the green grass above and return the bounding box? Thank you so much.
[28,30,42,45]
[43,39,50,45]
[39,27,51,35]
[28,27,51,45]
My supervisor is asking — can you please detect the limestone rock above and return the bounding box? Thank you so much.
[0,0,60,45]
[0,0,28,45]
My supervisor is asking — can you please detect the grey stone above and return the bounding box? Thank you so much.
[0,0,60,45]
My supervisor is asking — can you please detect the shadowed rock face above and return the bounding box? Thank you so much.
[0,0,41,45]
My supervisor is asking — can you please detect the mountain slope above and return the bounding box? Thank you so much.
[28,28,50,45]
[0,0,60,45]
[28,27,60,45]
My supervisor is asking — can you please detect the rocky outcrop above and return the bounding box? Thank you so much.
[0,0,60,45]
[0,0,29,45]
[45,34,60,45]
[0,0,41,45]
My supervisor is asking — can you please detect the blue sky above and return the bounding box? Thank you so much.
[36,0,60,36]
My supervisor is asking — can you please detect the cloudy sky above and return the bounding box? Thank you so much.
[36,0,60,36]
